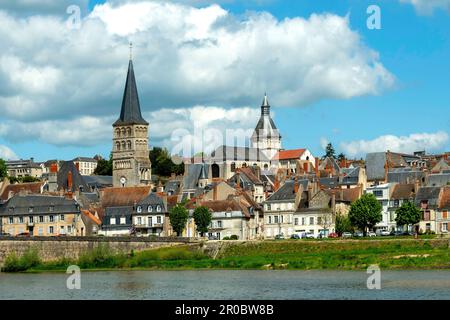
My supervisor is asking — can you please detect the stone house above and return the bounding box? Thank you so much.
[415,186,442,234]
[436,186,450,234]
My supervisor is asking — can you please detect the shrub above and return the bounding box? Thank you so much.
[1,248,41,272]
[222,237,230,240]
[229,235,239,240]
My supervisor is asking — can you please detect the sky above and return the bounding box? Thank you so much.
[0,0,449,162]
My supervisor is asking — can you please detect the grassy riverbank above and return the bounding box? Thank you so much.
[2,239,449,272]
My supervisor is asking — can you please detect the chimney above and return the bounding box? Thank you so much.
[294,176,299,194]
[50,163,58,173]
[384,160,389,182]
[75,162,80,172]
[162,194,168,212]
[68,170,73,192]
[274,176,280,192]
[157,180,164,193]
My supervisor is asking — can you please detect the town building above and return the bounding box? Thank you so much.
[437,186,450,234]
[132,193,167,237]
[273,148,315,175]
[6,158,43,179]
[365,183,395,232]
[72,157,98,176]
[415,186,441,234]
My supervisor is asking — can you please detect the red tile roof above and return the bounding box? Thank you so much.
[100,186,151,208]
[273,149,306,161]
[0,182,43,201]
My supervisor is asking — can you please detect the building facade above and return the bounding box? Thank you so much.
[72,157,98,176]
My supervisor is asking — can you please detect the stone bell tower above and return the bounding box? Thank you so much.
[112,51,151,187]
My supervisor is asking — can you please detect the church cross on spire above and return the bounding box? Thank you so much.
[129,42,133,60]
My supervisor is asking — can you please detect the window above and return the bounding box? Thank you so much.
[67,226,72,234]
[147,205,152,212]
[29,207,33,213]
[120,217,126,224]
[393,200,399,208]
[274,216,279,224]
[309,217,314,225]
[110,217,116,225]
[373,190,383,198]
[39,216,44,223]
[301,217,305,226]
[29,216,34,223]
[60,226,65,234]
[442,223,448,232]
[268,216,272,224]
[8,217,13,224]
[294,218,298,226]
[317,217,322,225]
[49,215,54,222]
[267,204,271,211]
[49,206,54,212]
[19,216,24,224]
[137,217,142,225]
[49,226,54,234]
[38,227,43,236]
[60,215,65,221]
[157,216,162,224]
[217,220,222,228]
[156,205,162,212]
[137,206,142,213]
[280,215,284,223]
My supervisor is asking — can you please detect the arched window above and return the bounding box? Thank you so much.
[156,205,161,212]
[148,205,153,212]
[121,141,126,150]
[116,142,120,151]
[127,127,131,137]
[121,128,126,137]
[212,163,220,178]
[231,162,236,172]
[137,206,142,213]
[115,128,120,137]
[127,141,132,150]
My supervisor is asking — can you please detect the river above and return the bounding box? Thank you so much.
[0,270,449,300]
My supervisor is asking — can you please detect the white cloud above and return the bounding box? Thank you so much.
[0,145,18,160]
[340,131,449,157]
[400,0,450,14]
[0,0,88,16]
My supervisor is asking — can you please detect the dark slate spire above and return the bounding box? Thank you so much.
[253,93,280,138]
[113,59,148,126]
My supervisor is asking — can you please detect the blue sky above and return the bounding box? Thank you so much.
[0,0,448,162]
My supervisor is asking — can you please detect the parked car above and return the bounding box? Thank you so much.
[16,232,30,237]
[208,235,218,240]
[0,232,11,237]
[342,232,352,239]
[328,232,339,238]
[367,231,376,237]
[378,230,391,236]
[303,232,316,239]
[353,231,364,237]
[290,234,300,240]
[275,233,285,240]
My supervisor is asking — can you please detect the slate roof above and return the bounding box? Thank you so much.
[340,167,360,185]
[136,193,166,212]
[390,184,415,200]
[426,173,450,187]
[387,170,425,184]
[318,157,340,174]
[165,179,181,195]
[113,60,148,126]
[72,157,97,162]
[211,146,269,162]
[102,206,133,230]
[183,163,210,190]
[83,175,113,189]
[319,176,339,189]
[365,152,386,181]
[431,158,450,173]
[0,194,80,216]
[415,187,442,207]
[252,94,281,139]
[265,179,308,202]
[57,161,90,193]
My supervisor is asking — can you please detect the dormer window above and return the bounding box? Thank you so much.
[148,205,153,212]
[156,205,161,212]
[137,206,142,213]
[29,207,33,213]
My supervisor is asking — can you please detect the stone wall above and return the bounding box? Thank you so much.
[0,237,193,266]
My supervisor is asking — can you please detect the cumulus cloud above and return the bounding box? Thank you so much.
[400,0,450,14]
[0,0,88,16]
[0,145,18,160]
[340,131,449,157]
[0,1,393,146]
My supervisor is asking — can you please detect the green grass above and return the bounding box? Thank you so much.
[2,239,449,273]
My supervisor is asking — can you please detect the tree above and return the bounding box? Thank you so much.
[169,204,189,237]
[193,206,212,237]
[337,153,346,163]
[0,158,7,180]
[94,154,112,176]
[21,176,40,183]
[395,201,421,232]
[149,147,184,177]
[348,193,382,236]
[323,143,336,159]
[335,214,354,235]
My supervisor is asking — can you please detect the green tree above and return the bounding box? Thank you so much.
[335,214,353,235]
[94,154,112,176]
[395,201,421,232]
[193,206,212,237]
[169,204,189,237]
[149,147,184,177]
[0,158,7,180]
[348,193,382,236]
[21,176,40,183]
[337,153,346,163]
[324,143,336,159]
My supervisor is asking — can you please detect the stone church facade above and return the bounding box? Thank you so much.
[112,59,151,188]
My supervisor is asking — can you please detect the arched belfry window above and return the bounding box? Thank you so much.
[212,163,220,178]
[127,127,131,137]
[116,142,120,151]
[127,141,132,150]
[121,141,126,150]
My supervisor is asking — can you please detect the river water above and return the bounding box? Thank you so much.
[0,270,449,300]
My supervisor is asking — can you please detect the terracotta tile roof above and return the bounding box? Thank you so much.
[324,187,361,203]
[439,187,450,209]
[100,186,151,208]
[391,184,415,200]
[236,167,262,185]
[81,209,101,225]
[0,182,43,201]
[199,198,251,218]
[273,149,306,161]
